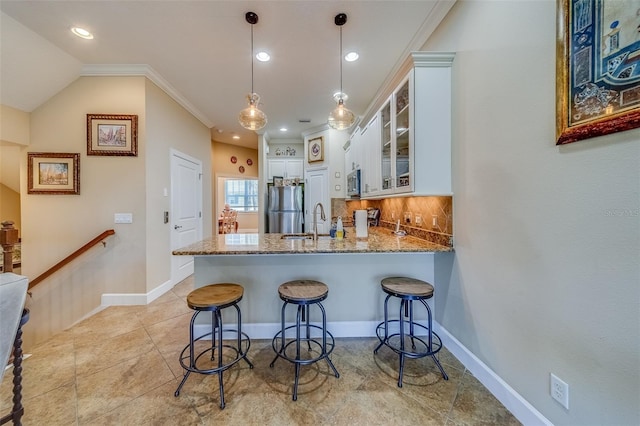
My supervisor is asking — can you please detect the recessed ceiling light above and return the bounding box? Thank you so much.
[71,27,94,39]
[232,135,240,139]
[345,51,359,62]
[256,51,270,62]
[280,127,288,132]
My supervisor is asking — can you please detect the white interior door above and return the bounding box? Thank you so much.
[170,150,202,284]
[305,167,329,234]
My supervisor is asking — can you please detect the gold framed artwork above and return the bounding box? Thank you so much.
[308,136,324,163]
[556,0,640,145]
[87,114,138,156]
[27,152,80,195]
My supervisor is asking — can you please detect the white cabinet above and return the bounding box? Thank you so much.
[377,52,454,196]
[267,158,303,180]
[360,113,381,197]
[348,127,362,172]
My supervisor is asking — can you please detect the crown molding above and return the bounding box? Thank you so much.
[357,0,457,128]
[80,64,213,128]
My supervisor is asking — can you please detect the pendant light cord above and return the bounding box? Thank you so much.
[251,23,255,95]
[339,25,343,96]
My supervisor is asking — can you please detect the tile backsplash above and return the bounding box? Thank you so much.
[338,196,453,247]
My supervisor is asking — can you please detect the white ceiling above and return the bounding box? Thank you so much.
[0,1,454,149]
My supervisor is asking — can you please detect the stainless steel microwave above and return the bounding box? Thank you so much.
[347,169,361,197]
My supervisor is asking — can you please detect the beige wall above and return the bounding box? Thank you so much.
[424,1,639,425]
[0,183,21,235]
[145,79,212,289]
[22,76,146,345]
[212,141,259,232]
[0,104,30,146]
[20,75,211,346]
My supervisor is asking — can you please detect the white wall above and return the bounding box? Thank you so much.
[425,2,639,425]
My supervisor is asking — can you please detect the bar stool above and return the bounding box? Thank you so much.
[174,283,253,409]
[270,279,340,401]
[374,276,448,387]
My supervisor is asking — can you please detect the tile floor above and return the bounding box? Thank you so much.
[1,276,520,425]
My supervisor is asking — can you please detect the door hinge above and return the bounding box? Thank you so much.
[199,173,202,180]
[199,211,202,218]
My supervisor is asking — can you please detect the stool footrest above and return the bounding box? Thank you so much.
[271,324,336,366]
[375,320,443,359]
[177,329,252,375]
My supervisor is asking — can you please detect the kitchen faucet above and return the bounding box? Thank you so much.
[312,202,326,240]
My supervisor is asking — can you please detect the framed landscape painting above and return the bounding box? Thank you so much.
[556,0,640,144]
[27,152,80,195]
[87,114,138,156]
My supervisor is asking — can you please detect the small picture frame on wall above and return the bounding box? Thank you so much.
[27,152,80,195]
[308,136,324,163]
[87,114,138,156]
[273,176,284,186]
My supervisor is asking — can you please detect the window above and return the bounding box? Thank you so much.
[224,179,258,212]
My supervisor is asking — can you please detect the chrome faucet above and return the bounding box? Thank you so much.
[312,202,326,240]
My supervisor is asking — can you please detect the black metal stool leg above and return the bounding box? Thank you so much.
[235,304,254,369]
[293,304,304,401]
[398,299,406,388]
[419,299,448,380]
[270,302,288,367]
[215,310,226,409]
[319,302,339,378]
[374,294,391,354]
[175,311,199,397]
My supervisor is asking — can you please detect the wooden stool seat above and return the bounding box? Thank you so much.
[187,283,243,310]
[278,280,328,303]
[381,277,434,298]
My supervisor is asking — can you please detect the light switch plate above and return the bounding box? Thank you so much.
[114,213,133,224]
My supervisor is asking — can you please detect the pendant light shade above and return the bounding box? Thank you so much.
[328,96,356,131]
[239,12,267,131]
[239,93,267,130]
[328,13,355,130]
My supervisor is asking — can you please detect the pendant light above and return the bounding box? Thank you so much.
[238,12,267,131]
[328,13,355,130]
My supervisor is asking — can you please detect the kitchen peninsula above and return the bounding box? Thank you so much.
[173,227,452,339]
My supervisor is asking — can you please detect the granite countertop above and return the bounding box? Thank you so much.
[172,227,452,256]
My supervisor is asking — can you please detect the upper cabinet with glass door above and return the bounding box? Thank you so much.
[373,52,454,197]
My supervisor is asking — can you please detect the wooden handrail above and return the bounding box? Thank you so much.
[28,229,115,290]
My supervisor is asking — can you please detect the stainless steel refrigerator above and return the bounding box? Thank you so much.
[267,184,304,233]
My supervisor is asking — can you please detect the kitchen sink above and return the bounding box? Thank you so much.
[281,233,332,240]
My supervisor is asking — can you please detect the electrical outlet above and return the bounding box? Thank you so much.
[404,212,412,224]
[550,373,569,409]
[415,214,422,225]
[432,215,438,227]
[391,211,396,220]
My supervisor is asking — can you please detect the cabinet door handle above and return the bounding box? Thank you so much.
[174,225,182,230]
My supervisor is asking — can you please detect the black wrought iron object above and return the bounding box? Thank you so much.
[374,277,448,387]
[1,309,29,425]
[269,279,340,401]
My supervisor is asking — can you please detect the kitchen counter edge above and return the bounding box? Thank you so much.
[172,227,453,256]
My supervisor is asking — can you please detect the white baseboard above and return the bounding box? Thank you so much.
[101,279,172,306]
[434,324,552,426]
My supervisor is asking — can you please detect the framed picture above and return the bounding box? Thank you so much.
[308,136,324,163]
[556,0,640,145]
[87,114,138,156]
[273,176,284,186]
[27,152,80,195]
